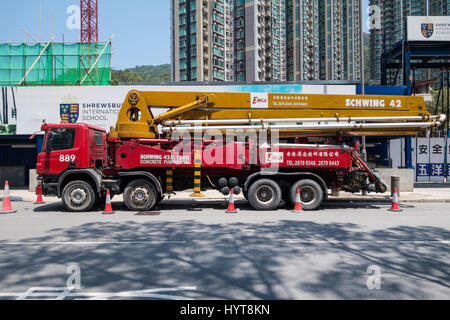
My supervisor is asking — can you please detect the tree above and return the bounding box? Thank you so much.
[111,69,145,85]
[426,88,450,114]
[110,64,171,85]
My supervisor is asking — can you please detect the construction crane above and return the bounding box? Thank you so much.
[80,0,98,43]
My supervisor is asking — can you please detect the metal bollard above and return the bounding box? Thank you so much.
[391,176,400,197]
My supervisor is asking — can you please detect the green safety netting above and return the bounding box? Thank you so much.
[0,42,111,86]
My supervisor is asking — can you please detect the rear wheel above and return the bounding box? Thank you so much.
[289,179,323,211]
[62,180,96,212]
[247,179,281,211]
[123,179,158,211]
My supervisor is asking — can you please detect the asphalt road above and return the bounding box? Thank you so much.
[0,199,449,300]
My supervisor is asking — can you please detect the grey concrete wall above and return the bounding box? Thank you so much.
[377,169,415,193]
[29,169,37,192]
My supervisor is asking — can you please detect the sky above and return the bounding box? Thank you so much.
[0,1,369,70]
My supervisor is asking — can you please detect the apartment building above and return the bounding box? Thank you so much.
[342,0,362,81]
[287,0,320,81]
[370,0,450,84]
[171,0,229,82]
[242,0,289,81]
[171,0,362,82]
[429,0,450,15]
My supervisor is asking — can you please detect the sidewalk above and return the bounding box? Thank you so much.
[329,188,450,203]
[2,187,450,203]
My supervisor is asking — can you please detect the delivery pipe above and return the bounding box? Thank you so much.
[163,115,443,127]
[162,121,443,134]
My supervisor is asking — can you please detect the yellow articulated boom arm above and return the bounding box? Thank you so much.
[109,90,446,139]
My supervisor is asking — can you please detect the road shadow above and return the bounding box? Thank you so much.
[32,202,65,212]
[0,219,448,299]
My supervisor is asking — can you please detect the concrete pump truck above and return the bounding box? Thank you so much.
[35,90,445,212]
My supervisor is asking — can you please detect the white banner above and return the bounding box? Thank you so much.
[407,16,450,41]
[429,138,445,183]
[389,138,404,169]
[416,138,430,182]
[13,85,357,134]
[16,86,128,134]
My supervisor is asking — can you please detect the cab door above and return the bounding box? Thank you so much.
[87,129,107,169]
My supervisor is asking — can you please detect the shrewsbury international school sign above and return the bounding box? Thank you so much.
[59,93,122,125]
[408,16,450,41]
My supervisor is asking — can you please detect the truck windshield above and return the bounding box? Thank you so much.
[46,128,75,152]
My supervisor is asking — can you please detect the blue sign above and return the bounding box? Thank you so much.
[416,164,429,177]
[430,163,444,177]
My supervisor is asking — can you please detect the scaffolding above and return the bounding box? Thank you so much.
[0,41,111,86]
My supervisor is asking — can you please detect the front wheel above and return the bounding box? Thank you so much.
[62,180,96,212]
[123,179,158,211]
[247,179,282,211]
[289,179,324,211]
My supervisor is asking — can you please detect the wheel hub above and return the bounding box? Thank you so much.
[131,187,149,205]
[301,186,316,205]
[256,186,274,204]
[70,188,87,205]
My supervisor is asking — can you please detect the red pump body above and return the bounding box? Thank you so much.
[35,122,379,212]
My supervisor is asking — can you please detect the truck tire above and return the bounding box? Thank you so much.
[247,179,281,211]
[289,179,323,211]
[62,180,96,212]
[123,179,157,211]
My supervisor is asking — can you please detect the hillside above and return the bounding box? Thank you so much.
[111,64,171,85]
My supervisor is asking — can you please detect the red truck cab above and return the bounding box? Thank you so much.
[36,123,109,210]
[37,123,107,176]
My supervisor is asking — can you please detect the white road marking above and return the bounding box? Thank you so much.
[0,286,197,300]
[0,241,186,245]
[283,239,450,245]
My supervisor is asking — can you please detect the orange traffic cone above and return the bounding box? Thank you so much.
[103,189,114,214]
[292,188,303,213]
[225,189,237,214]
[34,186,45,204]
[1,181,16,214]
[388,188,402,212]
